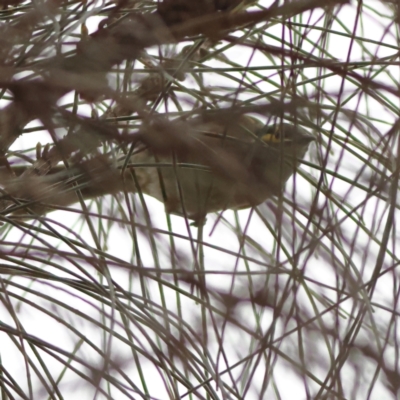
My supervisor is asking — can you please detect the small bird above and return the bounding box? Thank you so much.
[131,113,315,224]
[4,113,314,222]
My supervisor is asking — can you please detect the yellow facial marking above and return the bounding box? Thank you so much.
[261,133,292,144]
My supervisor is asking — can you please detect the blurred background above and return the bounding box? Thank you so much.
[0,0,399,399]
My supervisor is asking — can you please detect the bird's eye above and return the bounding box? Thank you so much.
[260,125,288,143]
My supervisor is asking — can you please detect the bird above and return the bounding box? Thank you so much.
[129,113,315,225]
[4,113,314,223]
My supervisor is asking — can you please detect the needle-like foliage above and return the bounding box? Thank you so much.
[0,1,399,399]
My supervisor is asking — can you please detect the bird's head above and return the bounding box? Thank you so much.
[257,122,315,160]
